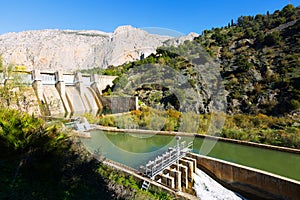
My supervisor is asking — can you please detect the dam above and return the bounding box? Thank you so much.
[0,70,137,117]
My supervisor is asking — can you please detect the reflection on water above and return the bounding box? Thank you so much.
[81,130,194,169]
[81,130,300,181]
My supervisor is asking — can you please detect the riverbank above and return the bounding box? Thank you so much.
[97,109,300,149]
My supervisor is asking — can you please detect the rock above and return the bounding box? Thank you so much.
[0,26,174,71]
[163,32,199,47]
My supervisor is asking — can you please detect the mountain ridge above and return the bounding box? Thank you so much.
[0,26,197,72]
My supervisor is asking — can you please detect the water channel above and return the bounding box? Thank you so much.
[81,130,300,181]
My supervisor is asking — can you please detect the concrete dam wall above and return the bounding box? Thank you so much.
[1,70,137,117]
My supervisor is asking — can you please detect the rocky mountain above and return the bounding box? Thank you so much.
[0,26,174,72]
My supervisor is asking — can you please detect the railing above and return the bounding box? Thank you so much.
[63,74,75,86]
[140,140,193,178]
[41,73,56,85]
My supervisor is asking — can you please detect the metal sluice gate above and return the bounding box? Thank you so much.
[139,137,193,179]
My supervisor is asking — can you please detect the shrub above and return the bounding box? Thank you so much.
[264,31,281,46]
[0,109,44,151]
[98,116,115,127]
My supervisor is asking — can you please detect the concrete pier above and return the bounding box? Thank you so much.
[32,70,48,115]
[55,71,71,115]
[150,158,194,192]
[179,158,195,182]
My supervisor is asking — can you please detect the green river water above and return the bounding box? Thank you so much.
[81,130,300,181]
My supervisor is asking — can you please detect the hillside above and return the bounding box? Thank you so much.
[197,4,300,116]
[97,4,300,117]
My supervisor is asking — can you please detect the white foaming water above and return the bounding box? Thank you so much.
[193,168,245,200]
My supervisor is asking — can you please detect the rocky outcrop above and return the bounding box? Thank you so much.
[0,26,174,71]
[163,32,199,47]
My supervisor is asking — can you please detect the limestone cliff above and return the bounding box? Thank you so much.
[0,26,174,72]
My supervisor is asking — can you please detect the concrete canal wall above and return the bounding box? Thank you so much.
[190,153,300,200]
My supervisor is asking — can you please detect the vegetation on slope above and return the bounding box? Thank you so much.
[83,5,300,149]
[197,4,300,115]
[0,109,174,200]
[84,4,300,117]
[96,108,299,149]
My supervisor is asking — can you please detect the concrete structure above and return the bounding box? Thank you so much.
[190,153,300,200]
[140,139,196,193]
[0,70,138,117]
[140,140,300,199]
[141,156,197,193]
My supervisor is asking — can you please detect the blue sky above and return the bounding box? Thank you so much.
[0,0,296,35]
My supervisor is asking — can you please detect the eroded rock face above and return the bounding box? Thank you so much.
[0,26,173,71]
[163,32,199,47]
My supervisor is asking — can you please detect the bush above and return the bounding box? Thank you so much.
[98,116,115,127]
[80,112,99,124]
[264,31,281,46]
[114,114,137,129]
[289,99,300,110]
[0,109,44,151]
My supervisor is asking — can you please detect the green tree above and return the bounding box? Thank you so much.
[264,31,281,46]
[280,4,295,19]
[256,31,265,44]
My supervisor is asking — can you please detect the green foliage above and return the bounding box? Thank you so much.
[99,108,300,149]
[96,164,174,200]
[0,55,3,71]
[280,4,297,19]
[264,31,282,46]
[0,109,44,150]
[99,107,182,132]
[289,99,300,110]
[80,112,99,124]
[0,59,38,113]
[220,114,300,148]
[0,108,171,199]
[98,115,115,127]
[209,6,300,115]
[211,29,229,46]
[114,114,137,129]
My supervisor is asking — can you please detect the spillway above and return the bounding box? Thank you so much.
[65,86,87,115]
[43,85,65,117]
[81,86,100,115]
[65,86,100,116]
[193,168,245,200]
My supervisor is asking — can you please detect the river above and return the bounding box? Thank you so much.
[81,130,300,181]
